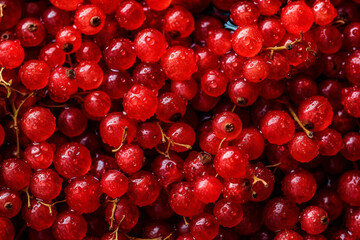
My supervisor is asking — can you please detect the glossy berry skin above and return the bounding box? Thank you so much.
[253,0,281,16]
[151,153,184,187]
[0,217,15,240]
[264,52,290,81]
[134,28,167,63]
[48,67,78,102]
[133,63,166,91]
[341,132,360,161]
[123,85,158,121]
[228,79,260,107]
[230,1,259,26]
[145,0,171,11]
[274,230,302,240]
[280,1,314,34]
[222,177,251,203]
[301,206,329,235]
[337,170,360,206]
[313,0,337,25]
[42,7,71,36]
[19,60,50,90]
[259,18,286,47]
[345,51,360,85]
[58,108,87,137]
[21,106,56,143]
[341,86,360,118]
[156,92,187,123]
[30,169,63,202]
[161,46,198,82]
[316,128,344,156]
[164,6,195,39]
[115,0,145,30]
[56,26,82,54]
[65,175,102,213]
[99,112,137,148]
[76,41,102,63]
[251,163,275,202]
[212,111,242,141]
[0,0,22,31]
[314,26,343,55]
[0,40,25,69]
[201,69,229,97]
[23,200,57,231]
[137,122,162,149]
[0,158,31,191]
[171,79,198,100]
[282,168,317,204]
[49,0,84,11]
[102,70,132,99]
[105,198,139,230]
[24,142,54,170]
[214,146,249,179]
[0,189,22,218]
[288,132,320,163]
[214,200,243,228]
[220,52,245,81]
[243,56,269,83]
[206,29,232,56]
[298,96,333,132]
[232,26,263,58]
[169,182,205,217]
[84,91,111,118]
[287,76,318,104]
[74,61,104,91]
[343,23,360,52]
[346,209,360,238]
[262,197,299,232]
[115,144,144,174]
[190,213,219,240]
[39,43,66,68]
[52,211,87,240]
[74,5,105,35]
[16,18,46,47]
[231,127,265,160]
[194,176,222,203]
[127,171,161,207]
[103,38,136,71]
[260,110,295,145]
[235,202,263,235]
[166,123,196,152]
[53,142,92,178]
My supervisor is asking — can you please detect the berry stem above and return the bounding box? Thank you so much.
[0,4,5,18]
[112,127,128,153]
[0,67,26,98]
[218,137,227,149]
[231,105,237,112]
[107,198,120,231]
[263,31,303,58]
[252,175,269,188]
[67,54,73,69]
[39,200,66,216]
[286,102,314,139]
[10,92,36,158]
[183,216,189,225]
[23,187,32,208]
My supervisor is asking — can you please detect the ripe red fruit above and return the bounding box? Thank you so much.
[52,211,87,240]
[190,213,219,240]
[134,28,167,63]
[232,26,263,57]
[103,38,136,71]
[115,0,145,30]
[104,198,139,230]
[30,169,63,201]
[281,1,314,34]
[301,206,329,235]
[0,189,22,218]
[337,170,360,206]
[0,40,25,69]
[0,217,15,240]
[19,60,50,90]
[0,158,31,191]
[194,176,222,203]
[214,146,249,179]
[74,5,105,35]
[23,200,57,231]
[288,132,319,163]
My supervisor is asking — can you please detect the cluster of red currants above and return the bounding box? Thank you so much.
[0,0,360,239]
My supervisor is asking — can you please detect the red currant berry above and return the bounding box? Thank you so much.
[274,230,302,240]
[19,60,50,90]
[21,107,56,142]
[115,144,144,174]
[166,122,196,152]
[103,38,136,71]
[316,128,344,156]
[100,170,128,199]
[24,142,54,170]
[53,142,92,178]
[123,85,158,121]
[214,146,249,179]
[156,92,187,123]
[190,213,219,240]
[169,182,205,217]
[49,0,84,11]
[16,18,46,47]
[346,209,360,238]
[0,40,25,69]
[23,200,57,231]
[0,158,31,191]
[214,200,243,228]
[243,56,269,83]
[136,122,162,149]
[206,29,232,56]
[39,43,66,68]
[220,52,245,81]
[164,5,194,39]
[288,132,319,163]
[337,170,360,207]
[194,176,222,203]
[341,132,360,161]
[48,67,78,102]
[41,7,70,36]
[228,79,260,107]
[230,1,259,26]
[52,211,87,240]
[30,169,63,202]
[83,91,111,118]
[99,112,137,148]
[212,111,242,141]
[259,17,286,47]
[262,197,299,231]
[282,168,317,204]
[232,26,263,57]
[134,28,167,63]
[301,206,329,235]
[133,63,166,91]
[56,26,82,54]
[151,153,184,187]
[0,216,15,240]
[115,0,145,30]
[65,175,102,213]
[75,41,102,63]
[281,1,314,34]
[313,0,337,25]
[253,0,281,16]
[105,198,139,231]
[0,189,21,218]
[74,5,105,35]
[57,108,87,137]
[0,0,22,31]
[171,78,198,100]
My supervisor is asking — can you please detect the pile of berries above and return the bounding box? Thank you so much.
[1,0,360,239]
